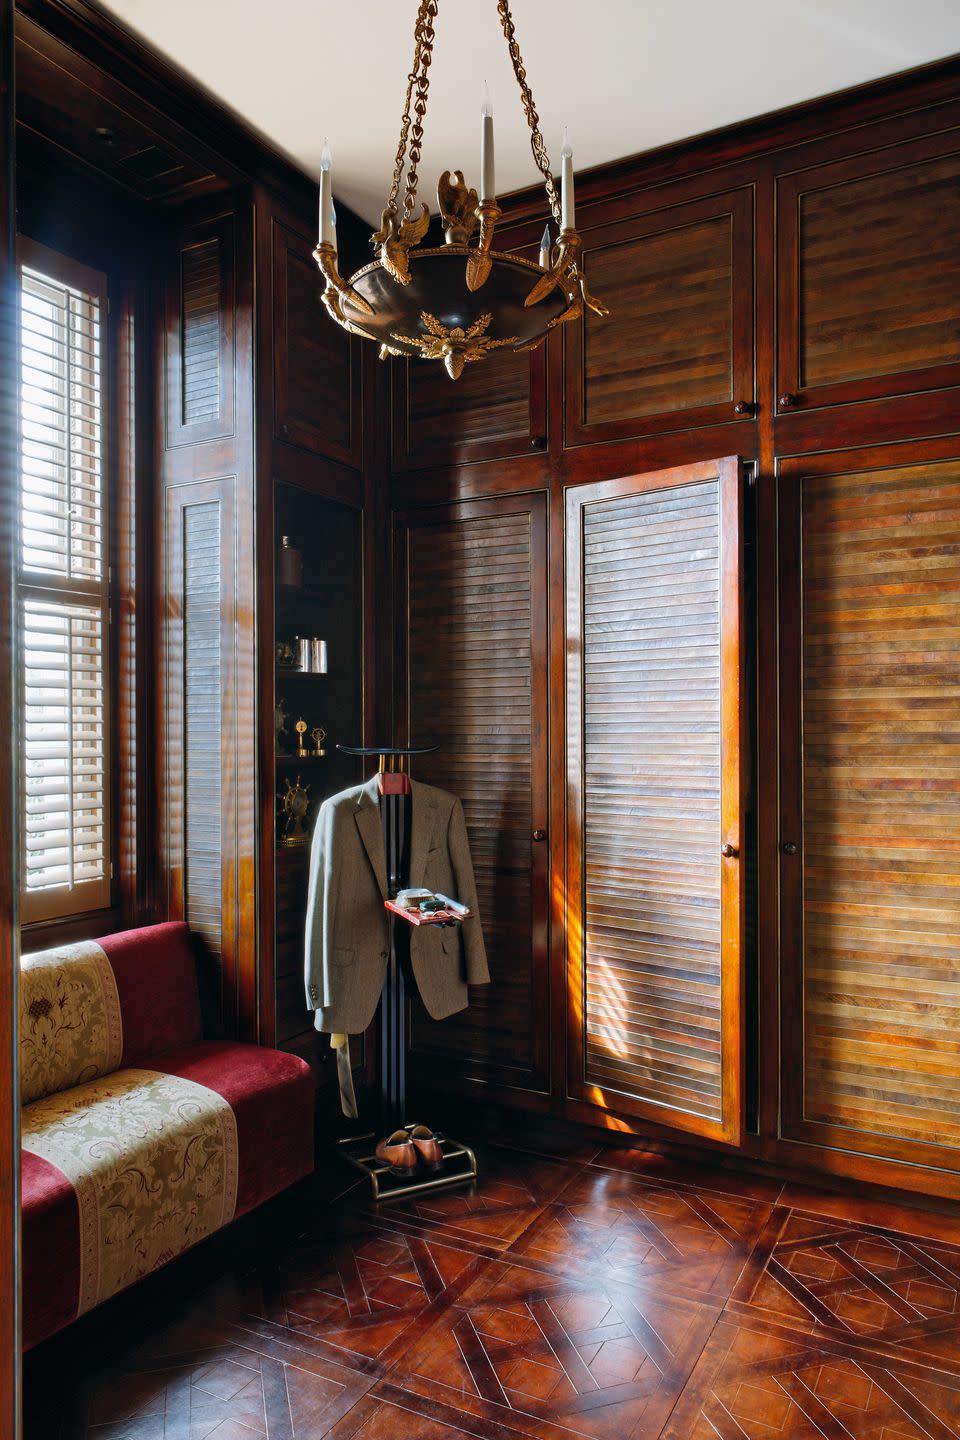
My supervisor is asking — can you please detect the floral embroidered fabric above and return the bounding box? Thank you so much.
[22,1068,239,1314]
[19,941,123,1105]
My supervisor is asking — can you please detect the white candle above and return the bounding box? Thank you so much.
[539,224,552,270]
[560,127,574,232]
[480,86,495,202]
[319,138,334,246]
[330,200,338,255]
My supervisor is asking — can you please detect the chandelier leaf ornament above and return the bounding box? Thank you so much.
[313,0,609,379]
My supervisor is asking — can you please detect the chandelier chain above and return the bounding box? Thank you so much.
[495,0,562,226]
[387,0,439,217]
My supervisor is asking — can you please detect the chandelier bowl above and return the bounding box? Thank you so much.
[336,248,571,378]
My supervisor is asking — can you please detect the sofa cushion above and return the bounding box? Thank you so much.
[20,941,123,1105]
[98,922,202,1066]
[22,1065,239,1328]
[20,923,203,1105]
[22,1041,313,1350]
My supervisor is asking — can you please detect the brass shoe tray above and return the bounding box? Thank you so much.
[337,1123,478,1201]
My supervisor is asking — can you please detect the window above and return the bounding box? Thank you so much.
[17,238,111,924]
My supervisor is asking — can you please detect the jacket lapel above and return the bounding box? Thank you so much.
[408,780,439,889]
[354,776,388,900]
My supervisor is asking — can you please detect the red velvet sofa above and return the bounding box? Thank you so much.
[20,922,314,1350]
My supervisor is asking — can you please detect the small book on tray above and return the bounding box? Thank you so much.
[385,888,471,926]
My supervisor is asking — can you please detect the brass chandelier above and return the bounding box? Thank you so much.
[313,0,608,380]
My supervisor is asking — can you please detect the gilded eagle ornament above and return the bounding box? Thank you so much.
[391,311,519,380]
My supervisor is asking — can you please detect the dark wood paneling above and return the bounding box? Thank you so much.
[780,443,960,1172]
[566,459,745,1144]
[0,0,19,1425]
[392,343,545,470]
[14,19,218,205]
[164,210,235,448]
[566,188,754,447]
[272,218,360,468]
[778,129,960,413]
[157,203,256,1041]
[400,494,550,1095]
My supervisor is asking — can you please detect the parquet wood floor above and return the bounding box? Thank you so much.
[23,1143,960,1438]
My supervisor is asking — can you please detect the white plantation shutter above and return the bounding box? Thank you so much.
[17,239,111,922]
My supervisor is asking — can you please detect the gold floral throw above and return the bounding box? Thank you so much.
[22,1068,239,1315]
[20,941,123,1105]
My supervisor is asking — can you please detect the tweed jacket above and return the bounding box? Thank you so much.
[304,775,489,1035]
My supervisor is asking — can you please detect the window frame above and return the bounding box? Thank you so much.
[16,235,114,927]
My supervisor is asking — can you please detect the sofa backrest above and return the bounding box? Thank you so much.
[20,922,203,1105]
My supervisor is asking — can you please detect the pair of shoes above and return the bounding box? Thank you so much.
[374,1125,444,1177]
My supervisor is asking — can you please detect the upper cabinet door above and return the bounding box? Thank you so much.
[566,458,746,1145]
[164,211,237,449]
[777,131,960,415]
[272,219,361,468]
[392,342,546,471]
[565,189,754,448]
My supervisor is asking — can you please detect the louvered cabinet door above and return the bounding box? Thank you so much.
[566,458,745,1144]
[399,495,550,1095]
[780,444,960,1171]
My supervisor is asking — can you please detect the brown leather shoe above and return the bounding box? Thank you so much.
[409,1125,444,1172]
[375,1129,417,1177]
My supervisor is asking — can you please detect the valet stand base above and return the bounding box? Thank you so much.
[337,1124,478,1201]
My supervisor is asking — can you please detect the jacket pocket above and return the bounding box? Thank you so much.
[332,948,356,968]
[440,927,461,956]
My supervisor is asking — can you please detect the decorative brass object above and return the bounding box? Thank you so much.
[311,726,327,758]
[312,0,608,379]
[280,775,311,848]
[295,719,310,758]
[391,310,519,381]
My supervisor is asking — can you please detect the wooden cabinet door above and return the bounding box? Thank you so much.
[565,458,746,1144]
[779,441,960,1172]
[776,130,960,415]
[398,494,550,1095]
[272,219,361,467]
[565,189,754,447]
[392,340,546,471]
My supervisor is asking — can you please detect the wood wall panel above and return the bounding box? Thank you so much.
[272,219,360,467]
[157,203,256,1041]
[781,450,960,1169]
[778,130,960,412]
[401,495,549,1094]
[566,189,754,447]
[164,211,235,447]
[566,459,745,1144]
[0,0,19,1421]
[393,344,544,470]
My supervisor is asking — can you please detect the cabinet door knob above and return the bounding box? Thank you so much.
[782,840,798,856]
[734,400,754,416]
[778,393,798,409]
[721,842,738,858]
[532,828,547,842]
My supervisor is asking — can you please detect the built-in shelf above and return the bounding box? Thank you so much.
[276,669,328,680]
[275,753,329,764]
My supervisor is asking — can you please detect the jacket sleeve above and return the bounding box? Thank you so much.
[448,797,490,986]
[304,799,336,1011]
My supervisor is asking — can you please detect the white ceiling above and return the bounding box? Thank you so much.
[100,0,960,225]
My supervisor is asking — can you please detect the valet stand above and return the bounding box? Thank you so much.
[334,744,478,1200]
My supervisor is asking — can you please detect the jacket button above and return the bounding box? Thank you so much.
[380,950,388,961]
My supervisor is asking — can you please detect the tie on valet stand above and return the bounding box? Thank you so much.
[334,744,479,1199]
